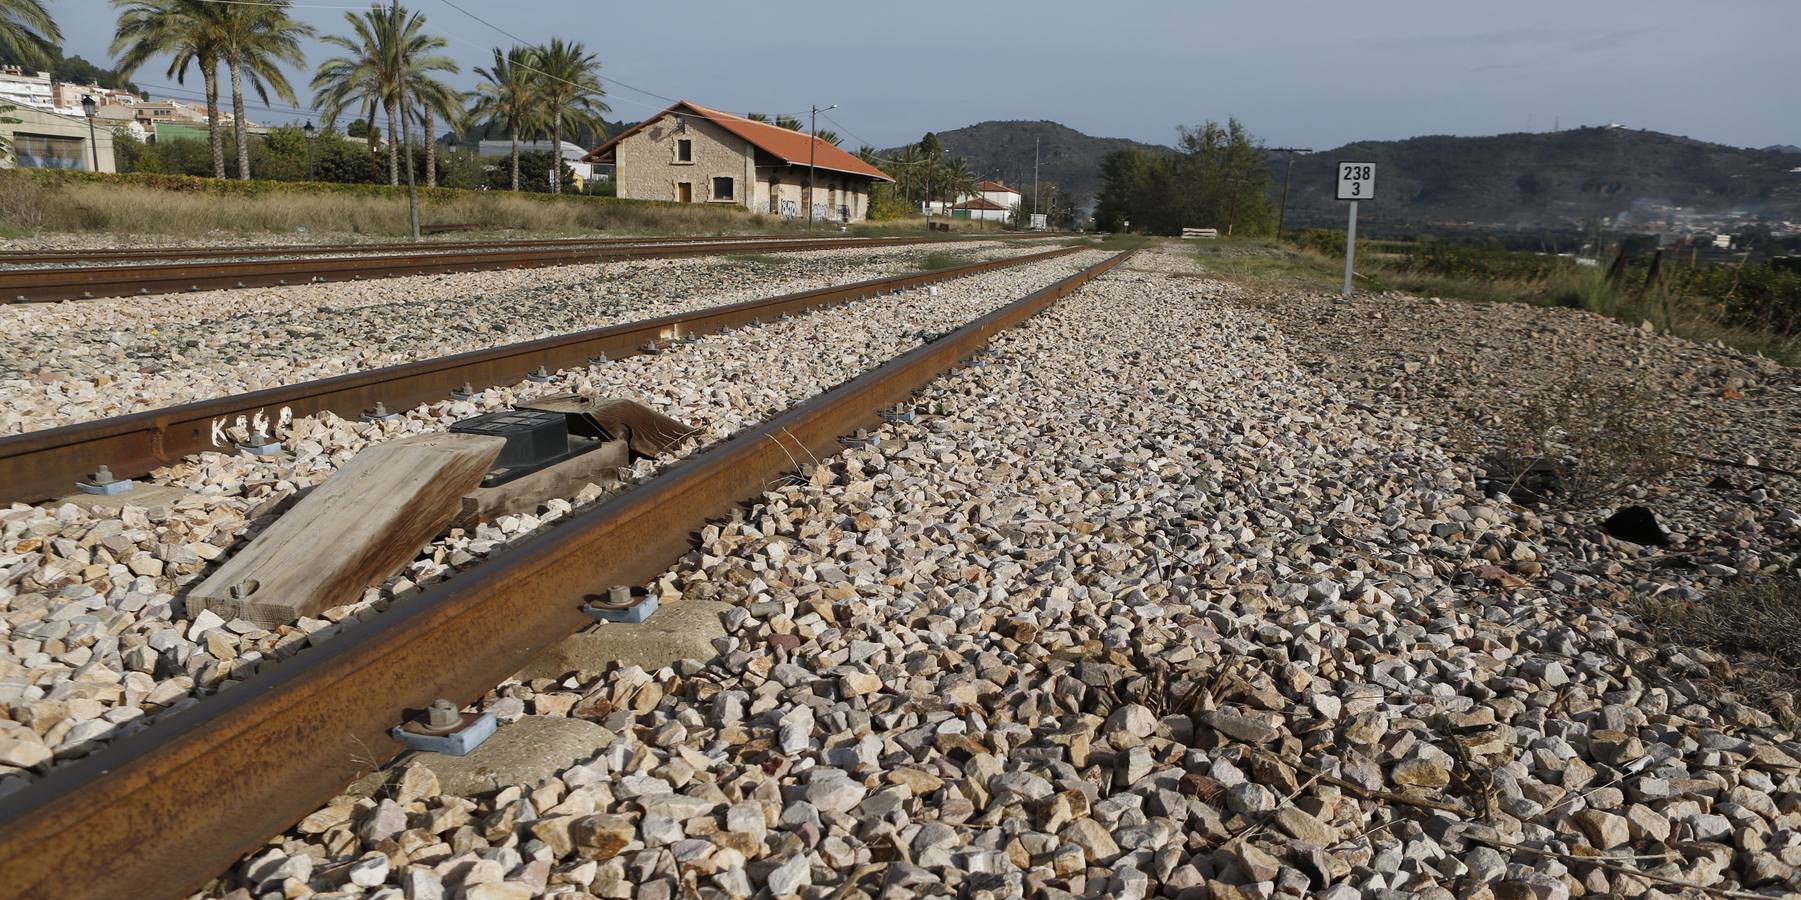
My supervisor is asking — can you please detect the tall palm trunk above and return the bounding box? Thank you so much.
[228,57,251,180]
[423,105,436,188]
[549,109,562,194]
[202,62,225,179]
[364,98,379,183]
[509,125,519,192]
[382,98,399,186]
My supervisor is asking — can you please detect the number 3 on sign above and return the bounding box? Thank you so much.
[1337,162,1375,201]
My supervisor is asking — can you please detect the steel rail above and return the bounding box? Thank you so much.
[0,249,1130,900]
[0,246,1082,505]
[0,234,1021,303]
[0,232,951,267]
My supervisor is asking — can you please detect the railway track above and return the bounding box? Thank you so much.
[0,232,911,266]
[0,233,1034,303]
[0,248,1131,900]
[0,244,1081,506]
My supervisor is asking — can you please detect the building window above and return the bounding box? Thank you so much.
[12,133,83,170]
[711,176,734,201]
[675,139,692,163]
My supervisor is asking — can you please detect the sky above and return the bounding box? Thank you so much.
[46,0,1801,151]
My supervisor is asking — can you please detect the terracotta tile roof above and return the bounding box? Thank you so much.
[584,101,893,182]
[952,197,1009,211]
[976,180,1018,193]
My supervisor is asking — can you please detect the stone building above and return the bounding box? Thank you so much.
[584,101,891,222]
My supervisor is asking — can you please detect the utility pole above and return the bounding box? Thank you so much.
[807,103,835,228]
[1268,147,1311,238]
[394,0,420,240]
[1032,137,1039,224]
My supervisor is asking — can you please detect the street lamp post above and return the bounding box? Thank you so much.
[807,103,835,228]
[80,95,99,172]
[303,120,316,181]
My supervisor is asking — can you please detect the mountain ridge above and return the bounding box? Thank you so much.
[898,120,1801,229]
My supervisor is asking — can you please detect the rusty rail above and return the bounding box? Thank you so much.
[0,248,1130,899]
[0,246,1080,505]
[0,234,1021,303]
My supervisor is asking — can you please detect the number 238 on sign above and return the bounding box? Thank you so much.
[1336,162,1375,201]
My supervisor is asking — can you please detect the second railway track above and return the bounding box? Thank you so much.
[0,245,1083,505]
[0,232,907,266]
[0,233,1037,303]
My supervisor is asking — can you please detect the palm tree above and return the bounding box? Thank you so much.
[1,0,59,70]
[530,38,608,194]
[406,62,461,188]
[772,114,802,131]
[313,4,452,187]
[111,0,227,178]
[214,0,311,179]
[813,129,842,147]
[745,112,769,123]
[943,156,976,208]
[470,46,542,191]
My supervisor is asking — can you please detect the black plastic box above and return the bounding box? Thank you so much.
[449,409,569,471]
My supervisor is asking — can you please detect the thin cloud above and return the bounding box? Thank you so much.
[1369,25,1556,51]
[1569,26,1659,52]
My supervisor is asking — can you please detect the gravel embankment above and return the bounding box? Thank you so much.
[0,249,1110,785]
[217,248,1801,898]
[1230,282,1801,624]
[0,240,1045,434]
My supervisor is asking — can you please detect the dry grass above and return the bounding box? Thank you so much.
[1631,574,1801,724]
[20,180,779,238]
[0,174,49,236]
[1465,363,1676,507]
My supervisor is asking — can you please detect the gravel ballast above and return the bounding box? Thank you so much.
[0,249,1111,784]
[208,248,1801,898]
[0,240,1045,434]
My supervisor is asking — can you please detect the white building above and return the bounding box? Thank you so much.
[0,67,55,112]
[972,180,1022,211]
[469,138,603,188]
[925,180,1026,221]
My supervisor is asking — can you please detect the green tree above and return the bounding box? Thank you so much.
[772,114,802,131]
[406,53,460,188]
[470,46,542,191]
[314,3,449,187]
[530,38,608,194]
[0,0,59,69]
[1094,119,1274,235]
[941,156,975,212]
[813,129,841,146]
[111,0,227,178]
[214,0,311,179]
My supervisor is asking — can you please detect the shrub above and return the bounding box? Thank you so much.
[1474,363,1675,507]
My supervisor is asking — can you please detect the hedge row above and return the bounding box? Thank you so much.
[11,169,681,209]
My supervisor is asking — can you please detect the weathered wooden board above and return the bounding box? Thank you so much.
[455,438,629,527]
[187,433,506,627]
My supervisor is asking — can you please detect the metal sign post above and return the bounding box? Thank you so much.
[1336,161,1375,296]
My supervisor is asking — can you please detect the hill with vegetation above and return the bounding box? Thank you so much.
[884,120,1167,206]
[906,121,1801,232]
[1273,128,1801,232]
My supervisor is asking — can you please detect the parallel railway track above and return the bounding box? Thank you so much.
[0,244,1079,506]
[0,233,1034,303]
[0,232,898,266]
[0,249,1131,900]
